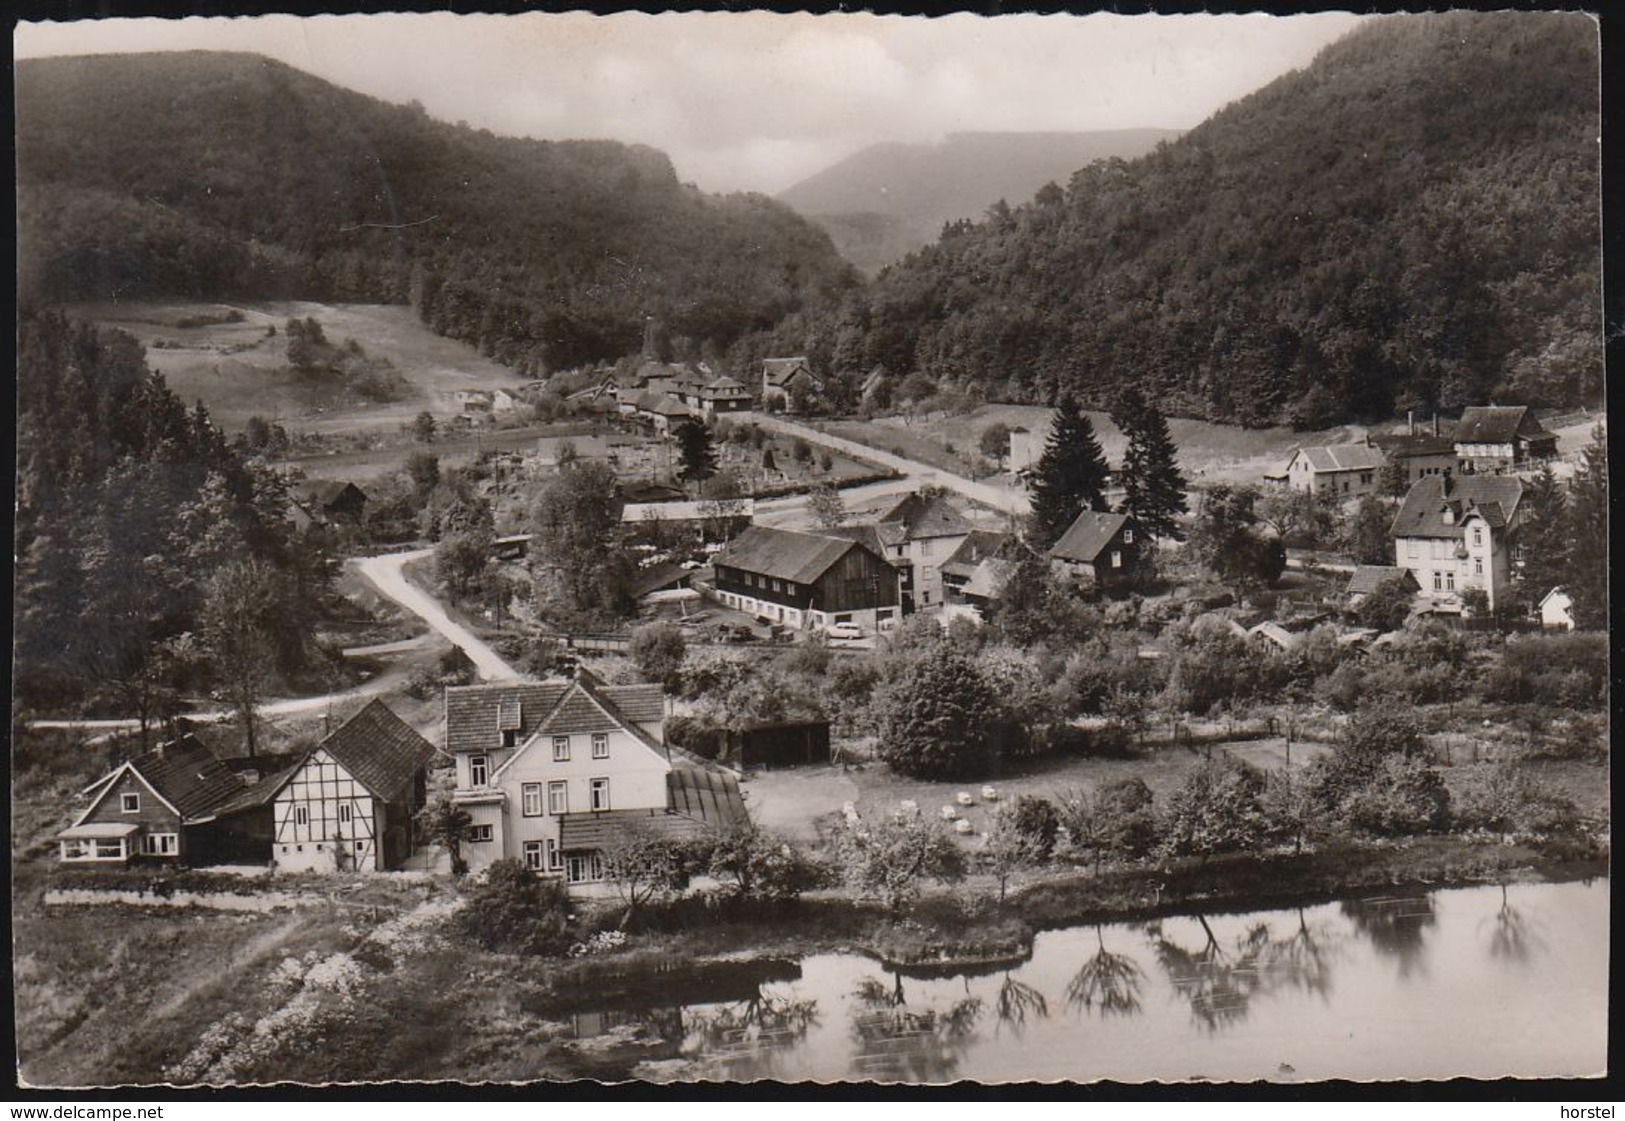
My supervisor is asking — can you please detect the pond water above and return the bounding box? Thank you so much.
[572,878,1609,1084]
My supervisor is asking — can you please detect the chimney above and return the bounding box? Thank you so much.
[1408,410,1415,437]
[1433,414,1440,437]
[1441,470,1452,497]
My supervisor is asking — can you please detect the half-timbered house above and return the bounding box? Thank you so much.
[269,700,435,873]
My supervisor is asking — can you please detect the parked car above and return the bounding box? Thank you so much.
[828,622,864,641]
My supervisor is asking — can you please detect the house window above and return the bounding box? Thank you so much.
[1433,572,1444,591]
[548,782,568,815]
[355,840,365,852]
[295,805,310,826]
[592,733,609,759]
[120,793,140,814]
[95,840,125,860]
[522,783,543,816]
[590,778,611,812]
[567,853,604,883]
[339,804,352,825]
[523,841,545,870]
[469,754,489,787]
[142,833,177,856]
[1110,551,1123,569]
[1445,571,1456,592]
[1474,558,1484,576]
[1360,473,1373,485]
[1473,529,1483,547]
[1123,528,1134,544]
[501,729,519,749]
[546,839,561,871]
[553,736,571,762]
[469,824,494,843]
[1407,540,1420,559]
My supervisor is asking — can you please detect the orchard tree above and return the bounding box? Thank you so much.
[1355,574,1417,632]
[1187,485,1286,590]
[629,621,687,691]
[412,410,437,443]
[1027,395,1110,547]
[979,422,1012,471]
[874,646,1011,779]
[1341,493,1395,566]
[1160,756,1271,863]
[705,819,824,904]
[981,804,1047,905]
[807,481,848,529]
[833,810,965,911]
[1111,388,1188,541]
[601,826,697,929]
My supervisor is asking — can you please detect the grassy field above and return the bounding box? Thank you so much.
[832,404,1372,488]
[73,300,525,435]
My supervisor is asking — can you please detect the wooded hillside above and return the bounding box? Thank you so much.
[16,51,859,375]
[744,13,1601,426]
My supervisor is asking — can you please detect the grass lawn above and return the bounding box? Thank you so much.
[72,300,524,435]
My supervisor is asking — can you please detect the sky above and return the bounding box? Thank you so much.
[15,10,1364,195]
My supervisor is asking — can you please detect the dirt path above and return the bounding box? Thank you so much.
[147,912,313,1023]
[742,411,1031,517]
[354,549,522,682]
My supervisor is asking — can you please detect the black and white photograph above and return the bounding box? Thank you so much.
[10,6,1608,1089]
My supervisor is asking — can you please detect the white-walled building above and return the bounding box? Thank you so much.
[1389,474,1524,612]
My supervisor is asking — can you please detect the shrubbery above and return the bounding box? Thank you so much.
[457,859,574,955]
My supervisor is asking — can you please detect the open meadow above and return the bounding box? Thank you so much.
[73,300,525,435]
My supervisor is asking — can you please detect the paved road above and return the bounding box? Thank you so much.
[741,411,1032,518]
[353,549,522,682]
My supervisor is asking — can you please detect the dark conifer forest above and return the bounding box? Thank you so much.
[15,51,860,375]
[737,12,1601,426]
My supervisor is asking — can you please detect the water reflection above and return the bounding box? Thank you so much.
[1482,884,1546,967]
[1340,892,1436,979]
[1147,916,1272,1031]
[849,971,984,1082]
[680,992,821,1080]
[993,972,1049,1035]
[1065,925,1146,1018]
[1257,908,1339,1001]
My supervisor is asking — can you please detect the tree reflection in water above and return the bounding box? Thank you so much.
[1256,908,1339,1001]
[1340,891,1436,979]
[679,991,821,1080]
[848,971,984,1083]
[994,972,1048,1036]
[1065,925,1146,1018]
[1147,915,1272,1031]
[1482,883,1546,967]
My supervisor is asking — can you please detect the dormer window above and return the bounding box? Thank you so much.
[497,699,522,748]
[501,729,519,749]
[1441,505,1455,526]
[469,754,489,787]
[1472,528,1483,547]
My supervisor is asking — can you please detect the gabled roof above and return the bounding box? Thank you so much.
[1367,432,1457,458]
[942,530,1012,576]
[1454,405,1554,444]
[1539,586,1570,607]
[194,757,306,822]
[297,480,366,507]
[80,735,245,824]
[629,561,691,600]
[1050,510,1130,563]
[315,700,435,804]
[1347,565,1420,596]
[761,356,812,386]
[820,523,899,556]
[701,377,752,398]
[1292,444,1386,473]
[445,680,666,755]
[961,557,1016,601]
[1248,621,1300,650]
[879,492,973,540]
[1391,476,1524,540]
[713,526,876,584]
[491,675,671,781]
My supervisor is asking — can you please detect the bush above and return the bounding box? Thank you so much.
[1007,795,1061,861]
[1340,754,1450,836]
[1159,756,1270,862]
[629,621,687,691]
[875,646,1011,779]
[704,822,827,903]
[458,859,574,955]
[1453,764,1581,836]
[833,811,965,912]
[664,714,727,761]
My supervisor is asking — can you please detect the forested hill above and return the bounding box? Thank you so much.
[16,51,859,374]
[778,129,1181,274]
[745,13,1601,426]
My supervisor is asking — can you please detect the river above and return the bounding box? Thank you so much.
[561,879,1608,1084]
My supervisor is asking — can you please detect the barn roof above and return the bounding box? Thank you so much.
[761,356,811,385]
[713,526,873,584]
[1293,444,1386,473]
[316,700,435,803]
[1049,510,1130,563]
[1455,406,1553,444]
[1367,432,1457,458]
[105,735,246,821]
[942,530,1011,576]
[1347,565,1419,596]
[879,492,973,539]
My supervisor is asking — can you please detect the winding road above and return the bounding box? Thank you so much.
[353,549,522,682]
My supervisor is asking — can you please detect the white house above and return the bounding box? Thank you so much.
[1539,587,1575,630]
[1277,444,1386,498]
[445,675,744,888]
[1389,474,1524,612]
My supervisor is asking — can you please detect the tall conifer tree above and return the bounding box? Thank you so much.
[1563,425,1608,628]
[1027,395,1110,547]
[1112,387,1189,541]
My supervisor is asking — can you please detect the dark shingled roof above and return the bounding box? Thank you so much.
[1367,432,1457,458]
[1391,476,1524,540]
[1294,445,1385,473]
[942,530,1011,576]
[197,757,306,821]
[761,356,812,386]
[629,561,690,599]
[444,681,666,755]
[1347,566,1420,596]
[556,767,746,850]
[317,700,435,804]
[713,526,870,584]
[1050,511,1130,563]
[1454,406,1553,444]
[112,735,246,820]
[297,480,366,507]
[879,492,973,540]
